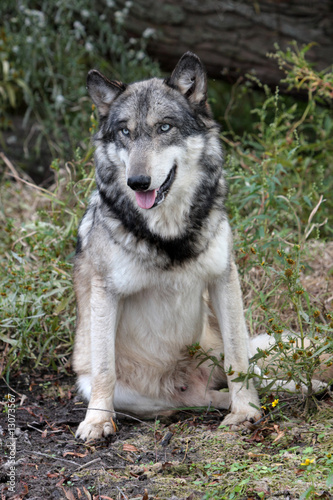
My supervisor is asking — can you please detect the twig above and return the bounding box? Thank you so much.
[6,171,58,197]
[75,457,102,471]
[116,411,155,429]
[1,377,24,398]
[27,424,44,434]
[116,486,129,500]
[28,451,80,466]
[73,406,155,429]
[0,152,23,187]
[115,452,134,464]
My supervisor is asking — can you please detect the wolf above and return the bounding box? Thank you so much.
[72,52,262,441]
[72,52,330,442]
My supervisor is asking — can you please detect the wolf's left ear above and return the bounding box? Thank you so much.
[87,70,127,117]
[165,52,207,106]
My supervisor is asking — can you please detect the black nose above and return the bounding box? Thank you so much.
[127,175,151,191]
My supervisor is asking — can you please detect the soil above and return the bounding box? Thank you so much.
[1,373,333,500]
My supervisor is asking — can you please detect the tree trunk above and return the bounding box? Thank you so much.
[114,0,333,85]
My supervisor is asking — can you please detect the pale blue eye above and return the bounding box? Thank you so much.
[160,123,171,133]
[122,127,130,136]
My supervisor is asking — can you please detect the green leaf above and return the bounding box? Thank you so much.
[327,472,333,487]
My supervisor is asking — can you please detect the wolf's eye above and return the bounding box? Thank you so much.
[160,123,171,133]
[121,127,130,136]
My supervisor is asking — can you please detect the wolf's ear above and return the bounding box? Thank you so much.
[165,52,207,106]
[87,70,127,117]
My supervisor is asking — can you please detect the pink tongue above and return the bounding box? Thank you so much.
[135,190,157,209]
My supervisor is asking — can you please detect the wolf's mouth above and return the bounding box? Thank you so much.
[135,164,177,210]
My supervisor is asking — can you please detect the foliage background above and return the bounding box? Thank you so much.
[0,0,332,408]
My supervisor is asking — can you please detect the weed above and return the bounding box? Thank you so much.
[0,147,95,377]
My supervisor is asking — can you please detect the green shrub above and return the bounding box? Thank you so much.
[197,43,333,413]
[0,148,95,377]
[0,0,160,155]
[224,44,333,246]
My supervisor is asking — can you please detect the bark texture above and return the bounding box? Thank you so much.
[114,0,333,85]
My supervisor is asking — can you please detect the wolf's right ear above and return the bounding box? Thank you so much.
[165,52,207,106]
[87,70,127,117]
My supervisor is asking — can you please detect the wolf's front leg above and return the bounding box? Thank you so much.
[209,259,261,426]
[75,275,119,441]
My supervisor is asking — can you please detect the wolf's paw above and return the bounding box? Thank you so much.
[75,418,116,441]
[221,409,262,430]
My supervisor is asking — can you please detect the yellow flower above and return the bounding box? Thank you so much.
[271,399,279,408]
[301,458,315,466]
[261,405,267,410]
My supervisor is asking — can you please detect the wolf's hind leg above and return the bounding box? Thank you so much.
[113,383,177,416]
[178,377,230,410]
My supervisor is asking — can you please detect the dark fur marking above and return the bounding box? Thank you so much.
[76,234,82,255]
[98,167,225,266]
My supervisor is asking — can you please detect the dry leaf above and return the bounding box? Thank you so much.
[63,450,89,458]
[83,486,92,499]
[60,487,76,500]
[248,451,269,458]
[123,443,139,453]
[142,489,149,500]
[111,417,117,432]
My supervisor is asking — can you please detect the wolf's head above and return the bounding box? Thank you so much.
[87,52,225,245]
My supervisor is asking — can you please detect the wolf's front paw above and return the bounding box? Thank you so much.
[75,418,116,441]
[221,408,262,429]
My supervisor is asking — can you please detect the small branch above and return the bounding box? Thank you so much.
[27,424,44,434]
[1,377,24,399]
[116,486,129,500]
[0,152,23,187]
[28,451,80,466]
[75,457,102,471]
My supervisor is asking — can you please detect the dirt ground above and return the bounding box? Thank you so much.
[1,373,333,500]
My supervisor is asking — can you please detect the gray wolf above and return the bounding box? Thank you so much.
[72,52,330,441]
